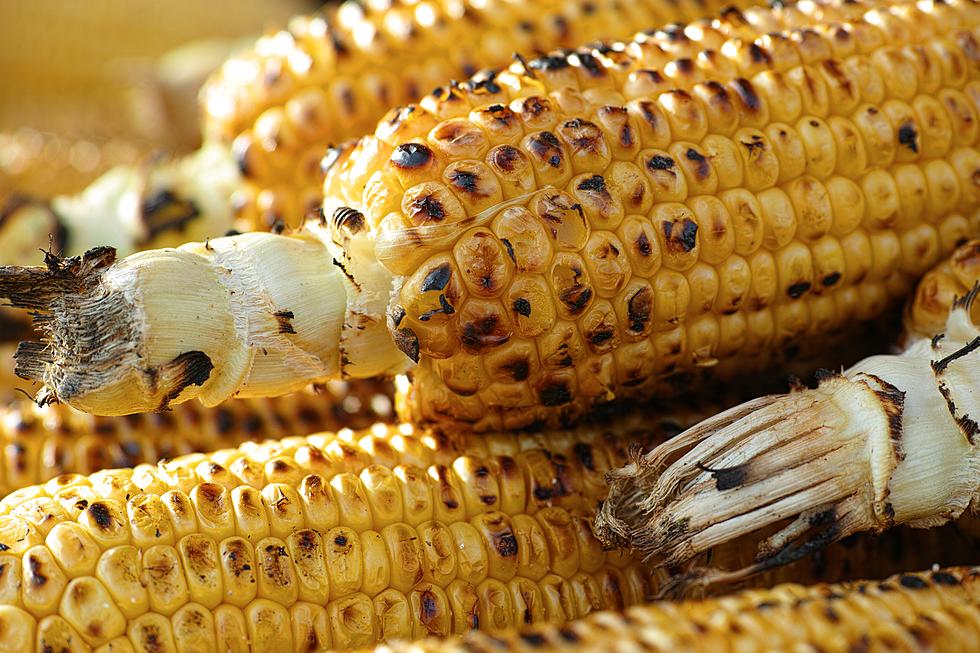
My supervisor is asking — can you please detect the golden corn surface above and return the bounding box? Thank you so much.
[0,417,679,651]
[0,380,395,497]
[904,237,980,339]
[322,0,980,430]
[202,0,767,230]
[368,566,980,653]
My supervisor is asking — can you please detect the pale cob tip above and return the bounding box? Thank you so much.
[596,290,980,588]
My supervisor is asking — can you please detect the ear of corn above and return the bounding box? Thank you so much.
[596,246,980,586]
[0,380,395,497]
[203,0,769,231]
[0,414,684,651]
[0,408,975,651]
[3,0,978,428]
[367,566,980,653]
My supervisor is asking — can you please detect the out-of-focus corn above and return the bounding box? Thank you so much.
[0,380,395,496]
[904,238,980,339]
[369,566,980,653]
[202,0,768,230]
[0,416,685,651]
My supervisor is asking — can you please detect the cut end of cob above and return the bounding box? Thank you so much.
[0,232,358,414]
[597,296,980,588]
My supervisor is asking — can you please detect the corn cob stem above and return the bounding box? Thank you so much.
[366,566,980,653]
[3,0,980,426]
[597,272,980,587]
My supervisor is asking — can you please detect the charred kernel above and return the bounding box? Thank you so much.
[898,123,919,152]
[527,132,564,168]
[627,287,653,333]
[512,298,531,317]
[787,282,811,298]
[392,143,434,168]
[539,382,572,407]
[421,264,453,293]
[899,575,929,589]
[408,194,446,222]
[490,146,524,173]
[822,272,842,286]
[662,218,699,253]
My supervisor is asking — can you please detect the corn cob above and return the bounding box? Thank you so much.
[905,237,980,340]
[597,248,980,586]
[5,0,979,428]
[0,413,690,651]
[203,0,769,232]
[367,566,980,653]
[0,408,974,652]
[0,380,395,497]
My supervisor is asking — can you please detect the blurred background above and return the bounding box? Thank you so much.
[0,0,322,196]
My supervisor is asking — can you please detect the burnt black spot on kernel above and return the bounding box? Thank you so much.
[421,264,452,293]
[822,272,842,287]
[465,70,502,95]
[492,530,519,557]
[663,218,699,253]
[88,502,113,530]
[559,285,592,314]
[636,232,653,257]
[513,298,532,317]
[900,575,929,589]
[674,58,696,75]
[589,327,614,345]
[931,571,959,585]
[501,238,516,263]
[747,43,773,65]
[787,281,812,298]
[501,358,531,381]
[558,628,580,643]
[529,54,570,71]
[898,123,919,153]
[461,315,509,349]
[540,381,572,406]
[448,169,481,195]
[732,78,762,112]
[628,287,653,332]
[420,591,440,624]
[418,294,455,321]
[491,145,523,173]
[479,495,496,505]
[27,554,46,586]
[334,534,349,547]
[576,52,604,76]
[520,633,547,647]
[685,148,711,180]
[647,155,675,171]
[528,132,564,168]
[273,310,296,335]
[561,118,603,152]
[391,142,433,169]
[408,194,446,222]
[577,175,607,194]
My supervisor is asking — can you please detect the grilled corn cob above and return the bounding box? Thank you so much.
[5,0,979,429]
[0,410,973,652]
[367,566,980,653]
[0,414,687,651]
[204,0,769,232]
[0,380,395,496]
[597,247,980,586]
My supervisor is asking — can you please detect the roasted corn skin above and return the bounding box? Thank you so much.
[0,380,394,497]
[904,237,980,339]
[202,0,768,230]
[0,415,683,651]
[321,0,980,430]
[369,566,980,653]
